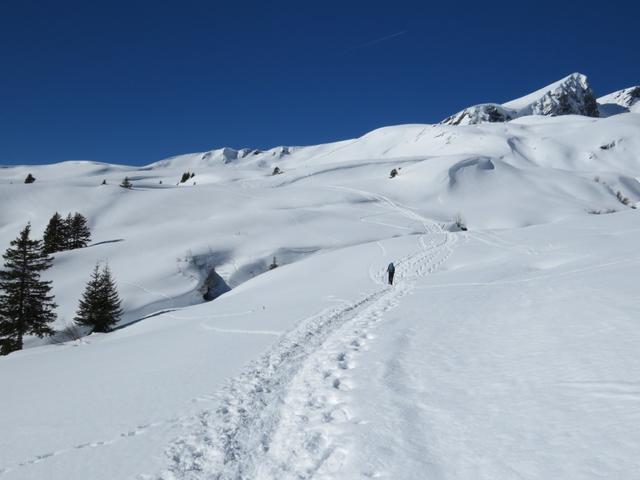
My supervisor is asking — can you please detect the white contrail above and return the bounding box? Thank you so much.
[347,30,407,51]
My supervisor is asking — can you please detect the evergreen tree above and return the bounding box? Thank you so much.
[74,263,123,333]
[0,224,56,354]
[67,213,91,250]
[98,265,123,330]
[62,213,73,250]
[43,212,66,253]
[73,264,102,332]
[120,177,132,189]
[24,173,36,184]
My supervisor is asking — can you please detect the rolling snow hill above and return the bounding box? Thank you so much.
[1,75,640,479]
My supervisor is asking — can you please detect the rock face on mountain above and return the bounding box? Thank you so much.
[441,73,599,126]
[598,86,640,116]
[441,104,515,126]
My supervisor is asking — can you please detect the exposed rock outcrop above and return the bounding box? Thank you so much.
[441,73,599,126]
[598,86,640,116]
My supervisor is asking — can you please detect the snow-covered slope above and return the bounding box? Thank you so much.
[1,78,640,479]
[441,73,599,125]
[598,85,640,116]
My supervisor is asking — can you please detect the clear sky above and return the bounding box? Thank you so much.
[1,0,638,166]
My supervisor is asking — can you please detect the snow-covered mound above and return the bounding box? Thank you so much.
[1,76,640,479]
[441,73,599,125]
[598,85,640,116]
[150,145,295,170]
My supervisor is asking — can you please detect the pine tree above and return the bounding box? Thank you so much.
[99,265,123,330]
[120,177,132,189]
[0,224,56,354]
[73,264,102,332]
[67,213,91,250]
[74,263,123,333]
[62,213,73,250]
[43,212,66,253]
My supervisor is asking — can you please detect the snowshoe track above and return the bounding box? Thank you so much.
[162,189,456,480]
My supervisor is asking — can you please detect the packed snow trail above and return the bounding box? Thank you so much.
[162,191,456,479]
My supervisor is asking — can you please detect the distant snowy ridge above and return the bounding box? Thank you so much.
[441,73,599,125]
[598,86,640,117]
[140,74,636,170]
[149,145,294,169]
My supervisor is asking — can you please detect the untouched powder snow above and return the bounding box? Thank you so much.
[1,82,640,479]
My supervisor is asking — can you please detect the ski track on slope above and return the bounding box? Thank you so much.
[160,188,457,480]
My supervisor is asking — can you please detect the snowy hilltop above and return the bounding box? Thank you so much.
[598,85,640,116]
[441,72,600,125]
[1,73,640,480]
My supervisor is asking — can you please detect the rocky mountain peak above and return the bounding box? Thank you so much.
[441,73,599,126]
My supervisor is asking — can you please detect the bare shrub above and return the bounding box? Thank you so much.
[453,213,467,231]
[49,321,86,345]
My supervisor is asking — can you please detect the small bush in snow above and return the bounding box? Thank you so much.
[120,177,133,189]
[50,322,85,344]
[453,213,467,231]
[588,209,617,215]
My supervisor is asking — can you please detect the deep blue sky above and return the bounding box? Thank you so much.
[1,0,638,166]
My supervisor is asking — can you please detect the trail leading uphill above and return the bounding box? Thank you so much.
[162,194,456,479]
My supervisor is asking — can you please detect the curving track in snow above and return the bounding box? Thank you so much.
[161,189,456,480]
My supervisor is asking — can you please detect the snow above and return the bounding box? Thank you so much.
[502,72,588,110]
[441,73,599,125]
[598,86,640,117]
[340,216,640,478]
[1,83,640,479]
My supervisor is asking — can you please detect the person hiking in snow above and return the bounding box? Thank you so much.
[387,262,396,285]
